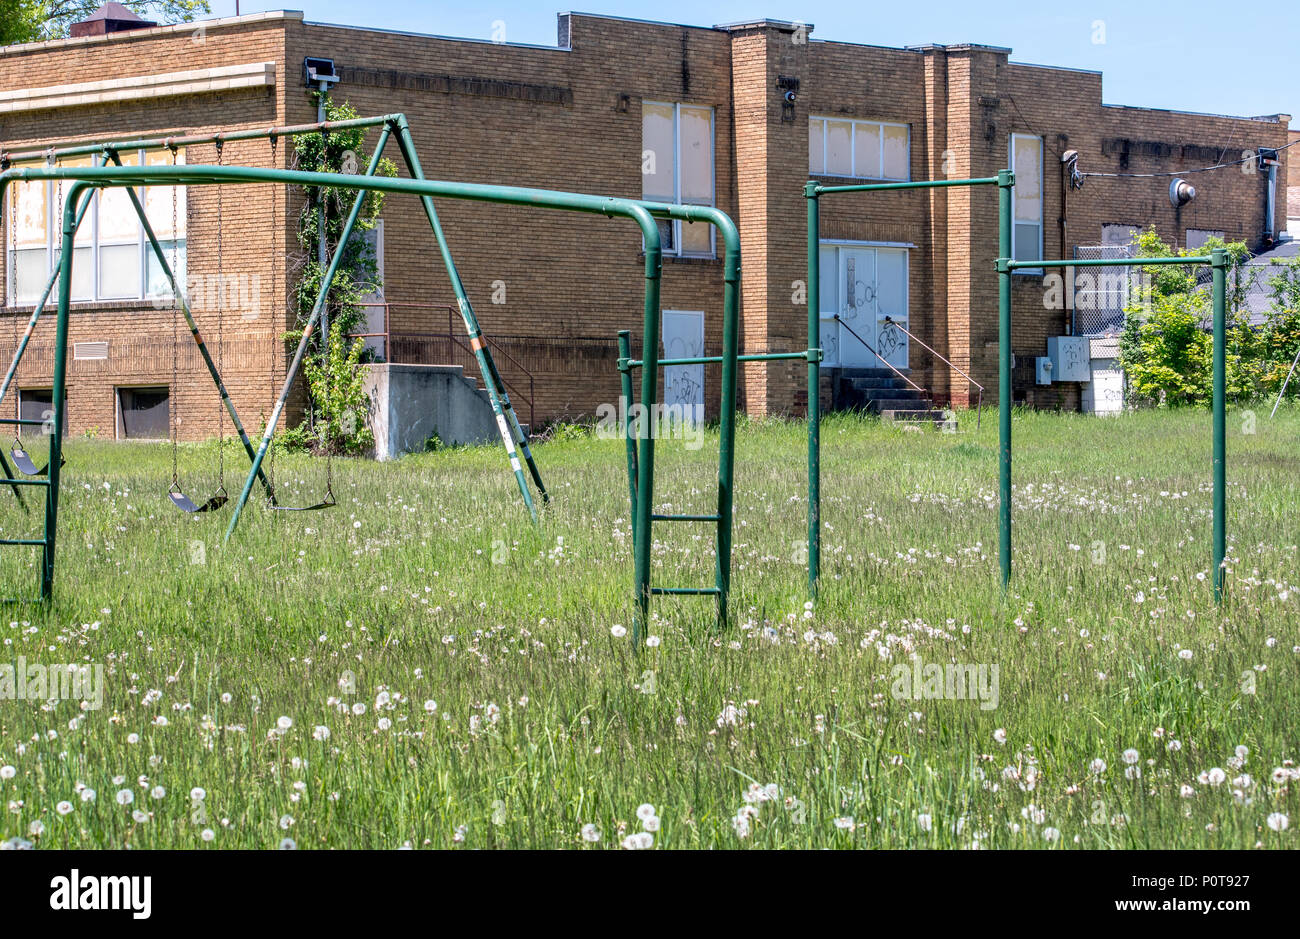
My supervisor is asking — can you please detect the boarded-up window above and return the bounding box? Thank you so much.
[809,117,910,181]
[1010,134,1044,270]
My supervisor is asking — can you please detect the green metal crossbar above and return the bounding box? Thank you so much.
[807,172,1228,604]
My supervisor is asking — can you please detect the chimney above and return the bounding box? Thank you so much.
[69,3,159,38]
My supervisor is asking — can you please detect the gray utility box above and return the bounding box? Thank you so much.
[1046,336,1090,383]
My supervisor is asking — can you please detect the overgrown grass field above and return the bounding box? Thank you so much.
[0,406,1296,849]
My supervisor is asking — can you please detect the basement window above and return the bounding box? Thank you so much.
[17,388,67,436]
[116,386,169,440]
[642,101,715,258]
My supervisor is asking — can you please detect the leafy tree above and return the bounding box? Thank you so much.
[1,1,210,45]
[1259,258,1300,398]
[1118,228,1258,407]
[0,0,45,45]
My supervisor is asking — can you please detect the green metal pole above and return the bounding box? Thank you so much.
[224,124,394,541]
[106,149,276,501]
[631,220,663,642]
[805,182,821,598]
[714,209,741,631]
[44,185,81,599]
[1211,247,1227,603]
[997,168,1014,588]
[617,329,638,539]
[391,117,547,520]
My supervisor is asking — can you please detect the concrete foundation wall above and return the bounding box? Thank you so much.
[363,363,498,460]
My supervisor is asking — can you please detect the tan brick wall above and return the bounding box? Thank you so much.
[0,12,1288,438]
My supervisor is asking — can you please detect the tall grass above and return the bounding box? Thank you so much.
[0,405,1295,849]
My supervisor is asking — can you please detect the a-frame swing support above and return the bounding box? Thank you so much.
[1,148,735,600]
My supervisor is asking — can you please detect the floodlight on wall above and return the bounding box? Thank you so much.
[1169,177,1196,207]
[304,57,339,89]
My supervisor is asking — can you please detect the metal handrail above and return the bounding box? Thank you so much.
[351,301,537,431]
[830,314,928,396]
[881,316,983,431]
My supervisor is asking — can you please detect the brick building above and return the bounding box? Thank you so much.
[0,9,1290,439]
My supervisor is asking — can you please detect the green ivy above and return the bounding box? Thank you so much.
[302,323,374,456]
[288,95,396,453]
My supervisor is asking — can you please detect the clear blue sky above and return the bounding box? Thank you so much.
[220,1,1296,119]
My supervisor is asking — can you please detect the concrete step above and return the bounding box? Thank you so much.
[868,396,933,412]
[880,408,953,429]
[846,377,904,391]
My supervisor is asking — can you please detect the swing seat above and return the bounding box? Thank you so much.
[11,448,64,477]
[168,485,228,514]
[267,488,336,512]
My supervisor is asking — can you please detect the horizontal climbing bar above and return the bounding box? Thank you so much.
[625,351,814,369]
[651,514,721,522]
[0,418,48,427]
[0,478,50,487]
[651,586,722,596]
[0,538,45,546]
[812,176,1000,195]
[1005,256,1214,270]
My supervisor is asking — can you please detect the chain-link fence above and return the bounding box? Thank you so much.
[1072,243,1134,337]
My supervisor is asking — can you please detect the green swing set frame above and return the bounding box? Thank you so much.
[0,113,745,603]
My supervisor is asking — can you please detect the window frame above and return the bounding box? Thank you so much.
[115,385,171,441]
[1009,133,1044,275]
[6,148,186,305]
[642,100,716,259]
[808,116,911,182]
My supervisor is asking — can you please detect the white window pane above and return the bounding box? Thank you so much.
[55,156,95,246]
[679,106,712,204]
[642,102,675,201]
[99,153,141,245]
[12,168,46,249]
[146,240,185,299]
[680,219,711,256]
[1013,137,1042,222]
[9,249,47,304]
[99,243,140,299]
[1014,223,1041,263]
[826,121,852,176]
[818,245,838,314]
[853,123,881,178]
[144,149,185,239]
[882,125,909,180]
[809,119,824,173]
[54,246,95,302]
